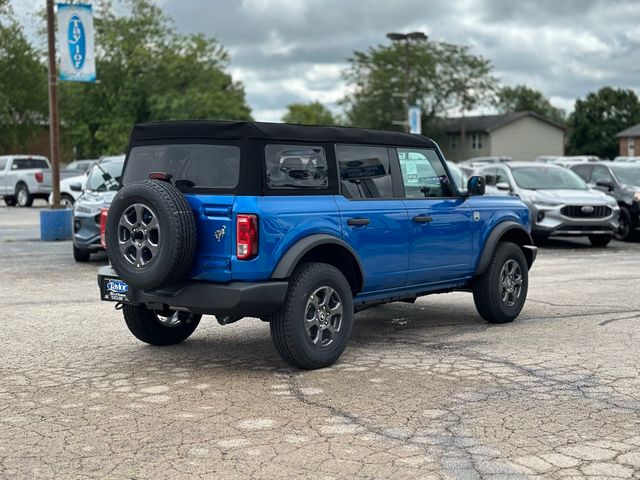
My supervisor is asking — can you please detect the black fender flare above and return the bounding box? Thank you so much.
[475,221,536,275]
[271,234,365,283]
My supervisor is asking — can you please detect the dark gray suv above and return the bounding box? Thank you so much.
[570,162,640,241]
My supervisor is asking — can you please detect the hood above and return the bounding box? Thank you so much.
[524,188,612,205]
[77,190,118,209]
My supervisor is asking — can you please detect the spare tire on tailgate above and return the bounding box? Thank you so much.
[106,180,196,290]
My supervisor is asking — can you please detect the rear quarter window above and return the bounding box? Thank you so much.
[123,144,240,191]
[265,145,328,190]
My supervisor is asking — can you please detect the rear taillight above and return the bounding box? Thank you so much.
[34,172,43,183]
[236,214,258,260]
[100,208,108,248]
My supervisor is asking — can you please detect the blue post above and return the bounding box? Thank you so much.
[40,209,73,241]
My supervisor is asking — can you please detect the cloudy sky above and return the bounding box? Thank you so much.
[13,0,640,121]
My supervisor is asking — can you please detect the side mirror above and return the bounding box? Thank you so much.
[496,181,511,191]
[467,175,486,196]
[595,179,614,191]
[69,182,82,192]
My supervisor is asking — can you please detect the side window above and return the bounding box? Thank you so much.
[591,165,613,184]
[265,145,328,190]
[483,168,498,186]
[495,168,511,186]
[336,145,393,199]
[571,165,592,181]
[397,148,453,198]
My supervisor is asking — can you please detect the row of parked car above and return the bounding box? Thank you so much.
[2,149,639,262]
[456,156,639,245]
[0,153,125,261]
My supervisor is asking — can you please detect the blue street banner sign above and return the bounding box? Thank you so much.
[408,105,421,135]
[57,4,96,82]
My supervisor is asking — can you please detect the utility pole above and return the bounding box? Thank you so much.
[386,31,428,133]
[46,0,61,209]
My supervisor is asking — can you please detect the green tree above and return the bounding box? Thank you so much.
[282,101,335,125]
[495,85,565,124]
[340,41,497,131]
[0,0,47,151]
[60,0,252,157]
[568,87,640,159]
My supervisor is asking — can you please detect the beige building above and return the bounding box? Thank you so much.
[438,111,565,162]
[616,123,639,157]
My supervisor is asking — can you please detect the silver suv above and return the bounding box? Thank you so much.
[479,162,619,246]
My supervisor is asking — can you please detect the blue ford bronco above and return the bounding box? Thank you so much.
[99,120,537,369]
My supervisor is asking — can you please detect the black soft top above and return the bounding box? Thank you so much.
[130,120,437,148]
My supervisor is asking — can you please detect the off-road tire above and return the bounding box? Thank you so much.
[588,235,612,247]
[122,304,201,346]
[73,244,91,262]
[106,180,196,290]
[270,262,353,369]
[3,196,17,207]
[16,183,33,207]
[473,241,528,324]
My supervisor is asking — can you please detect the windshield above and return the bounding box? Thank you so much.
[86,162,124,192]
[612,166,640,187]
[511,166,587,190]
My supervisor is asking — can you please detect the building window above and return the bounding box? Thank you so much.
[629,138,636,156]
[450,135,456,150]
[471,133,482,150]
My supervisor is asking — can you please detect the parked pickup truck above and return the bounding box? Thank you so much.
[99,120,538,370]
[0,155,83,207]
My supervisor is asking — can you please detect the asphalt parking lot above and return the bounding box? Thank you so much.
[1,204,640,479]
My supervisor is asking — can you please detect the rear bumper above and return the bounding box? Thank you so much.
[98,266,289,317]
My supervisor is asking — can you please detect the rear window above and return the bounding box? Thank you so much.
[265,145,328,190]
[123,144,240,191]
[12,158,49,170]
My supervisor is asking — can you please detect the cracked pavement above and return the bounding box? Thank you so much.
[2,205,640,479]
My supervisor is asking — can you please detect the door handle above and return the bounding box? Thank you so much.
[412,215,433,223]
[347,217,370,226]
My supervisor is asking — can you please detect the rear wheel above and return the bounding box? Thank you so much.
[270,262,353,369]
[122,304,201,346]
[3,196,17,207]
[588,235,612,247]
[473,242,528,324]
[73,244,91,262]
[16,183,33,207]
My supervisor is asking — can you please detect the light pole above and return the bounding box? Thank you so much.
[46,0,61,209]
[386,31,427,132]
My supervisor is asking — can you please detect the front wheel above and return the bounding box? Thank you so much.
[73,244,91,262]
[473,242,528,324]
[60,194,75,209]
[588,235,612,247]
[270,262,353,369]
[615,207,633,241]
[122,304,201,346]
